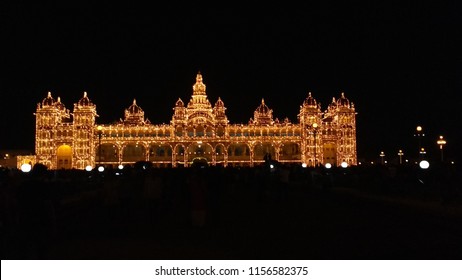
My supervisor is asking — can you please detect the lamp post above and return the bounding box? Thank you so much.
[380,151,385,165]
[97,125,103,166]
[312,123,318,167]
[436,135,446,162]
[419,147,426,159]
[414,125,425,159]
[398,149,404,165]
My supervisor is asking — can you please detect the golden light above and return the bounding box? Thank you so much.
[340,162,348,168]
[325,163,332,169]
[437,135,446,148]
[437,135,447,162]
[416,126,422,132]
[31,72,358,169]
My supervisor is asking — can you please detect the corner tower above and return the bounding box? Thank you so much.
[72,92,98,169]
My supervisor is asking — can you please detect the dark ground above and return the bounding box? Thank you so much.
[1,163,462,260]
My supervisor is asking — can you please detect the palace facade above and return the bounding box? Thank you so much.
[27,72,357,170]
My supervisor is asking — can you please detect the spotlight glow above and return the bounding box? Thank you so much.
[325,163,332,169]
[118,164,124,170]
[419,160,430,169]
[301,163,307,168]
[20,163,32,173]
[98,166,105,172]
[85,165,92,172]
[341,162,348,168]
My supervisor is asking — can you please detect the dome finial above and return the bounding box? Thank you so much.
[83,91,87,98]
[133,99,136,105]
[48,91,52,97]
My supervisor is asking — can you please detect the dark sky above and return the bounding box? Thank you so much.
[1,2,460,161]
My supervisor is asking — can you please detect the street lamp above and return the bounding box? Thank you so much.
[97,125,103,166]
[380,151,385,164]
[398,149,404,165]
[419,147,426,158]
[312,123,318,167]
[414,125,425,159]
[436,135,447,162]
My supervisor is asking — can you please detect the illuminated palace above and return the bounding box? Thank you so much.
[28,72,357,170]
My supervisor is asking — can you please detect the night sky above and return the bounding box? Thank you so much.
[1,2,460,162]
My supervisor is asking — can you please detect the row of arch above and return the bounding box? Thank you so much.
[94,142,302,163]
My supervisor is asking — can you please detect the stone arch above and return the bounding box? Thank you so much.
[196,125,205,137]
[175,126,183,137]
[174,144,186,163]
[279,142,301,161]
[323,142,337,165]
[149,143,173,162]
[216,126,225,137]
[187,142,213,163]
[57,144,72,169]
[254,142,276,161]
[96,143,119,163]
[206,126,213,137]
[122,144,146,162]
[215,143,226,164]
[227,143,251,163]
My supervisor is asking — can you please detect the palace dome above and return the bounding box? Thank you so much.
[77,92,93,106]
[304,92,317,107]
[127,99,143,114]
[175,98,184,107]
[42,92,55,106]
[54,97,65,110]
[337,92,350,107]
[255,98,271,115]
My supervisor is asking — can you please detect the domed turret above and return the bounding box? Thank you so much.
[124,99,145,125]
[126,99,142,114]
[175,98,185,107]
[303,92,318,107]
[172,98,187,126]
[337,92,350,107]
[253,98,274,125]
[213,97,228,125]
[54,97,65,110]
[77,92,93,107]
[42,92,55,106]
[214,97,225,108]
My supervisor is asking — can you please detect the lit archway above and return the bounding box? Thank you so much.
[122,144,146,162]
[187,142,213,163]
[57,145,72,169]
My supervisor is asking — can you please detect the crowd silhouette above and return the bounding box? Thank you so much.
[1,161,461,259]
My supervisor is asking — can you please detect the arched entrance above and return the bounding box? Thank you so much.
[57,145,72,169]
[227,143,251,166]
[122,144,146,163]
[187,142,213,165]
[191,157,209,168]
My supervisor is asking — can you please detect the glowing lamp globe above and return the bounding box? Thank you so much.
[20,163,32,173]
[419,160,430,169]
